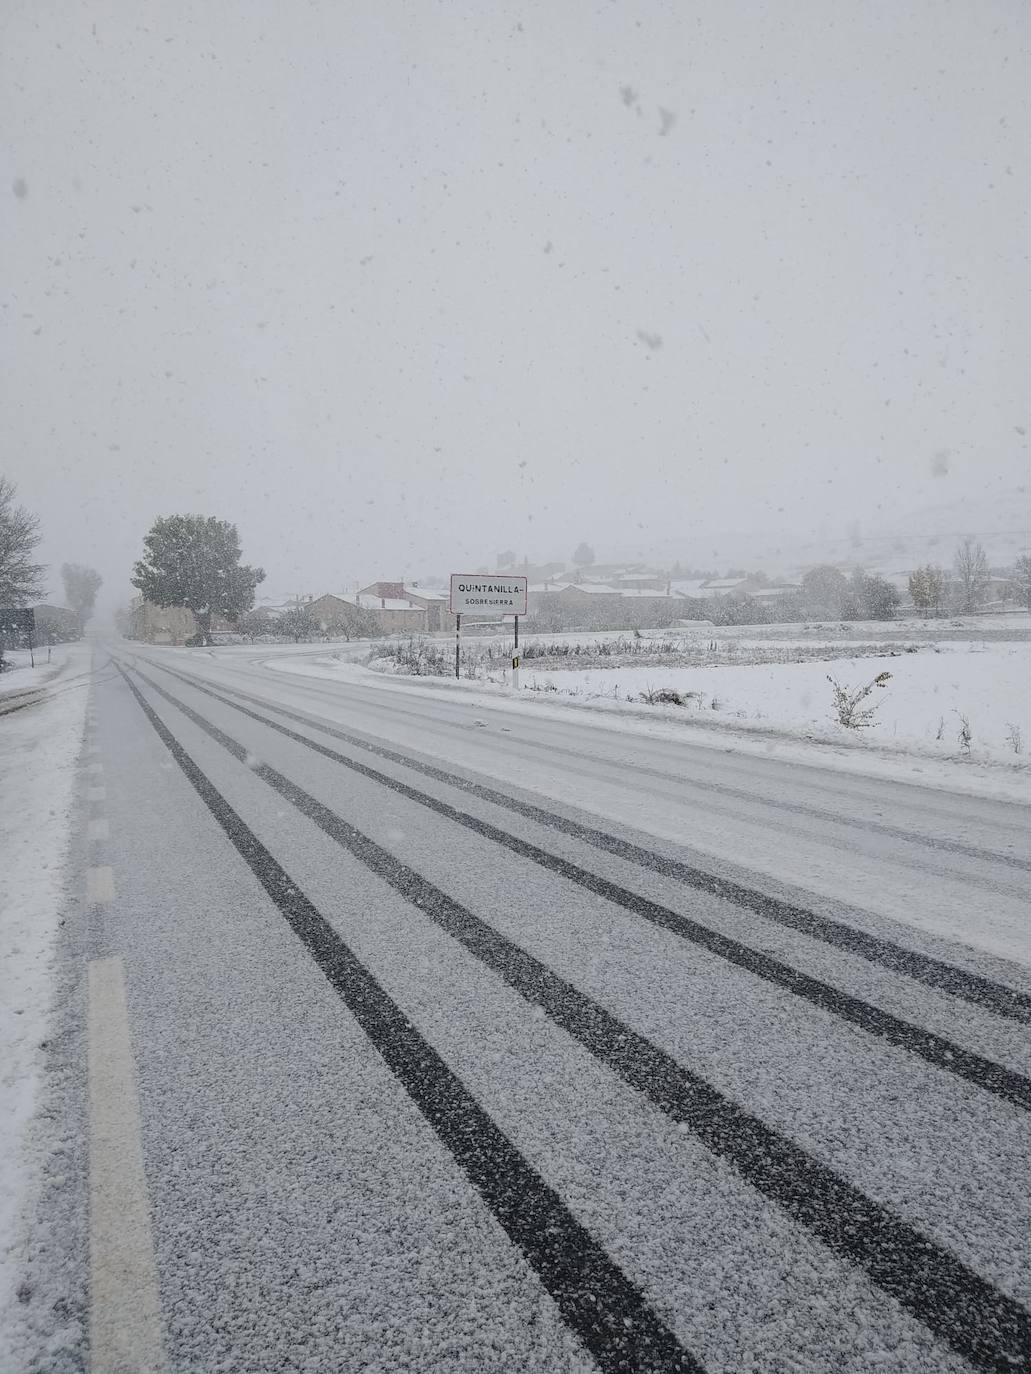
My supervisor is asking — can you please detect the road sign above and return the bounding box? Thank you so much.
[449,574,528,616]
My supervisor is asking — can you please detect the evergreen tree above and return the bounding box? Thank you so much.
[61,563,103,627]
[132,514,264,645]
[800,565,849,618]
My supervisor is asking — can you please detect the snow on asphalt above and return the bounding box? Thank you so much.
[117,650,1031,1370]
[0,647,89,1317]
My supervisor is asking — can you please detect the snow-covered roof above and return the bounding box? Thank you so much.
[340,593,421,612]
[616,588,678,599]
[406,586,449,601]
[704,578,748,590]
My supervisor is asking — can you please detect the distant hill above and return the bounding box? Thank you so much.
[610,486,1031,578]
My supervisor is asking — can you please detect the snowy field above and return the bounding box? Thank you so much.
[0,646,89,1312]
[524,644,1030,766]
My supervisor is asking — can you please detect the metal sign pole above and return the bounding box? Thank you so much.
[512,614,520,690]
[455,613,461,679]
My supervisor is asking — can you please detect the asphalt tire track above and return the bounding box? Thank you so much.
[127,659,1031,1114]
[118,665,702,1374]
[145,654,1031,1024]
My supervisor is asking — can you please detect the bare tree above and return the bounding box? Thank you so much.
[953,539,989,613]
[275,606,318,642]
[323,605,380,640]
[0,475,46,605]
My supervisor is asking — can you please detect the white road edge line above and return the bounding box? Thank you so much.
[87,866,116,904]
[88,957,165,1374]
[88,818,110,842]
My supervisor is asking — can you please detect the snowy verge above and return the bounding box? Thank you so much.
[0,646,74,702]
[262,650,1031,804]
[0,646,90,1313]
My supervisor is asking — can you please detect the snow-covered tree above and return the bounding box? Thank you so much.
[61,563,103,627]
[953,538,989,612]
[1013,555,1031,610]
[908,565,945,617]
[275,605,317,642]
[131,514,265,645]
[239,609,275,640]
[321,604,380,640]
[800,565,849,618]
[843,570,900,621]
[0,476,45,605]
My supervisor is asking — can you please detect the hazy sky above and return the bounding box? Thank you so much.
[3,0,1029,606]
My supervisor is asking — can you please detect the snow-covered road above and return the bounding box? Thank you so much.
[9,642,1031,1372]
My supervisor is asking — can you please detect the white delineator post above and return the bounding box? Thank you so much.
[512,614,520,690]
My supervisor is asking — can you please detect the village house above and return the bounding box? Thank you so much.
[129,596,235,644]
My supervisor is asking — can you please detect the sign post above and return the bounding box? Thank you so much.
[449,575,528,688]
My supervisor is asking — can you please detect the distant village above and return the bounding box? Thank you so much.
[125,541,1030,646]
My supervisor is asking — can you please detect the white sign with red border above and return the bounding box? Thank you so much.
[449,574,528,616]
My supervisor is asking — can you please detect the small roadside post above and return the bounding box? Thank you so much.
[449,574,528,687]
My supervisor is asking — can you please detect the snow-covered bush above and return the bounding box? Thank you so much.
[827,671,892,729]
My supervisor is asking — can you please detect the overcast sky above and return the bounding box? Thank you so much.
[3,0,1029,606]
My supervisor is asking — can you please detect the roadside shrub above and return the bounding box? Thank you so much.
[639,687,686,706]
[827,671,892,729]
[955,711,972,753]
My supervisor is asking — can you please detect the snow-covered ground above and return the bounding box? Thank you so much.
[0,645,89,1312]
[526,643,1030,766]
[0,645,75,701]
